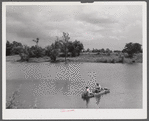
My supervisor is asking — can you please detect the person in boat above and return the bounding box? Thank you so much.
[83,87,92,97]
[82,87,93,98]
[95,83,101,93]
[86,86,92,94]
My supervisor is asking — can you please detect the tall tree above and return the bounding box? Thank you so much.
[46,40,60,62]
[59,32,70,63]
[100,48,105,53]
[66,40,84,57]
[72,40,84,56]
[33,38,39,47]
[122,42,142,58]
[6,40,12,56]
[105,48,111,56]
[7,41,23,55]
[12,45,30,61]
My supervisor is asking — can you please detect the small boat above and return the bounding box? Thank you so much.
[81,88,110,99]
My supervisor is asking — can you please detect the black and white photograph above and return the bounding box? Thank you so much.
[2,2,147,119]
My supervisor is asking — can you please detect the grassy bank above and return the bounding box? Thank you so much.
[61,53,142,63]
[6,53,142,64]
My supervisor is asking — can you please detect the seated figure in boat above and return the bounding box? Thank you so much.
[83,87,93,97]
[86,86,92,94]
[95,83,101,93]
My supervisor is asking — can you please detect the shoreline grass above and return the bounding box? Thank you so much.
[6,53,142,64]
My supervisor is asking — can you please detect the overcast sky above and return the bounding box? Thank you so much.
[6,4,143,50]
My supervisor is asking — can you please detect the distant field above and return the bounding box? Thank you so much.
[6,52,142,64]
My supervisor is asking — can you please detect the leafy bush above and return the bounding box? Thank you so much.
[6,40,23,56]
[45,41,60,62]
[29,46,45,58]
[111,59,115,63]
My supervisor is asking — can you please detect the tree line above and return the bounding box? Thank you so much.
[6,32,84,62]
[6,32,142,62]
[86,43,142,58]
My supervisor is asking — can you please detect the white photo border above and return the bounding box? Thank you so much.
[2,1,147,119]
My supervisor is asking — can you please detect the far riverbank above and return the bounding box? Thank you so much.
[6,53,142,64]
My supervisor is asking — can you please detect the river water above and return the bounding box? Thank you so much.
[6,62,142,109]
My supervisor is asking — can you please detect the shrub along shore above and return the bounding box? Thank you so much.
[6,53,142,64]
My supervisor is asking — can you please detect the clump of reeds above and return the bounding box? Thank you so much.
[6,89,21,109]
[6,84,38,109]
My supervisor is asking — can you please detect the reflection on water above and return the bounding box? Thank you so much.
[95,95,101,106]
[82,94,102,108]
[84,98,90,108]
[82,95,102,108]
[6,62,142,108]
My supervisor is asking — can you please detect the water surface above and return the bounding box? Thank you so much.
[6,62,142,108]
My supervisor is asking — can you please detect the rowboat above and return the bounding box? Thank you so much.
[81,88,110,99]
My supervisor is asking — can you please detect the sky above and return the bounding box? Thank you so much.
[6,4,143,50]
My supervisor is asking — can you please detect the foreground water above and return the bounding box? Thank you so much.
[6,62,142,109]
